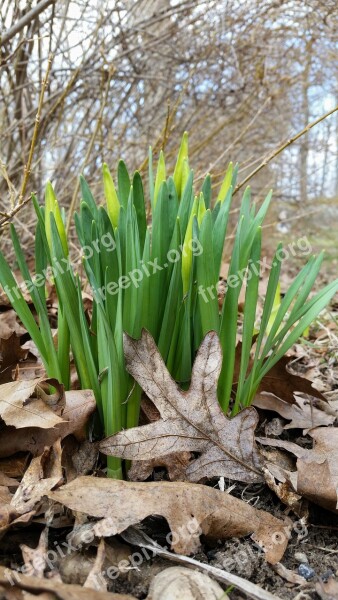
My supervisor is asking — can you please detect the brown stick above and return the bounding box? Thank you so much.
[0,0,56,46]
[18,53,53,205]
[234,104,338,194]
[0,54,53,230]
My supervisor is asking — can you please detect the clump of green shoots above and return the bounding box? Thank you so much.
[0,133,337,478]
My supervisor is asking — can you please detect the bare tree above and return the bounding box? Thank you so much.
[0,0,337,252]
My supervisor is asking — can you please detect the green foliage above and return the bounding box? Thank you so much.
[0,134,337,479]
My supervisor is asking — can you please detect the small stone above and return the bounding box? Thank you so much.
[321,569,334,583]
[298,564,315,580]
[294,552,308,564]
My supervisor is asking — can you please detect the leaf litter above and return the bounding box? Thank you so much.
[0,316,338,598]
[48,477,289,563]
[258,427,338,512]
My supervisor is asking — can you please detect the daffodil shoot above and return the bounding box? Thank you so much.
[1,133,337,479]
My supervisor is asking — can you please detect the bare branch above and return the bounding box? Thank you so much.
[0,0,56,47]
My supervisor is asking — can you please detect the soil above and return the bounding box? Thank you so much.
[1,479,337,599]
[207,485,338,600]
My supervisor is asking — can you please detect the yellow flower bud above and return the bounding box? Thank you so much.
[182,195,198,295]
[173,131,188,199]
[103,163,120,228]
[181,158,190,198]
[197,192,206,226]
[154,150,166,208]
[45,181,68,257]
[217,162,233,203]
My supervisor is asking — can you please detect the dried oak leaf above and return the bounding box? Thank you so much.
[0,310,26,338]
[49,477,289,563]
[0,377,65,429]
[258,427,338,512]
[128,452,192,482]
[257,356,327,404]
[128,398,193,481]
[254,393,335,433]
[9,439,63,515]
[0,310,30,383]
[100,330,263,483]
[0,440,64,538]
[0,389,96,458]
[20,527,49,578]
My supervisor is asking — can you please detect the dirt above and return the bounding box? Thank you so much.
[1,482,337,599]
[207,484,338,600]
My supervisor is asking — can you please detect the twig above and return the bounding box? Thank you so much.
[18,53,53,205]
[0,0,56,46]
[0,158,16,207]
[198,97,272,181]
[37,65,81,142]
[0,194,34,229]
[234,104,338,194]
[66,66,115,234]
[0,54,53,231]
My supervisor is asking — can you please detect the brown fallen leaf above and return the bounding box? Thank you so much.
[258,427,338,512]
[315,577,338,600]
[254,392,335,432]
[0,454,28,478]
[0,389,96,457]
[262,464,304,514]
[62,438,99,481]
[0,508,33,536]
[0,333,28,383]
[20,528,49,578]
[146,566,226,600]
[0,309,26,338]
[258,355,327,404]
[10,439,63,515]
[0,441,63,539]
[0,505,11,530]
[0,378,65,429]
[128,452,192,482]
[295,428,338,512]
[49,477,290,563]
[84,539,106,591]
[0,471,19,487]
[13,358,46,382]
[0,441,64,539]
[128,396,192,481]
[0,310,28,384]
[0,566,136,599]
[0,478,15,529]
[100,330,263,483]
